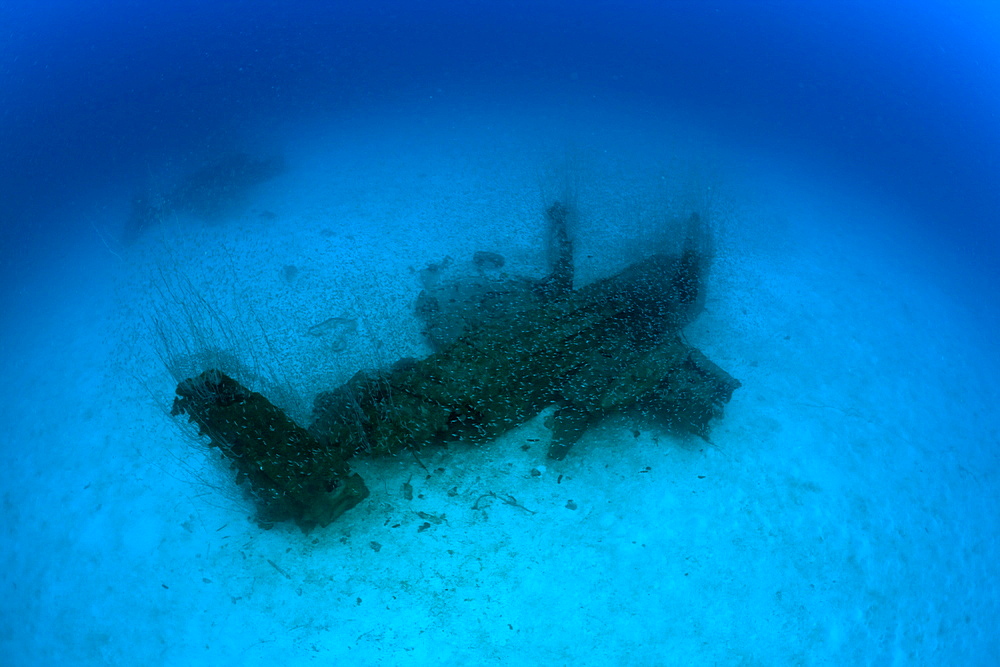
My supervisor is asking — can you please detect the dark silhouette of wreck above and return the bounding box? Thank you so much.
[171,201,741,530]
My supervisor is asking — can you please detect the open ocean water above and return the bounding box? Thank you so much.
[1,1,998,665]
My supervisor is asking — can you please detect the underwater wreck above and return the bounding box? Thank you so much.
[171,202,741,530]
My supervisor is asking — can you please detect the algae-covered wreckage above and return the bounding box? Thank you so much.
[170,202,741,530]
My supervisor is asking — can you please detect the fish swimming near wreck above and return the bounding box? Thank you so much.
[170,201,741,530]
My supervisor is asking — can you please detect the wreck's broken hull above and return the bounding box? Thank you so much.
[172,250,740,530]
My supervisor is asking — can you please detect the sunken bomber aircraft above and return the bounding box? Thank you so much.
[170,201,741,530]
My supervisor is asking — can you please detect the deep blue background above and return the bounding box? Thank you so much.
[2,0,998,262]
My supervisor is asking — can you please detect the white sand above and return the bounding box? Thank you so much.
[2,102,997,665]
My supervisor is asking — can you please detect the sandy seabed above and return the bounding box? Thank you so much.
[2,107,997,666]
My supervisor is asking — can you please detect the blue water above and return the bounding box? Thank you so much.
[2,1,998,664]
